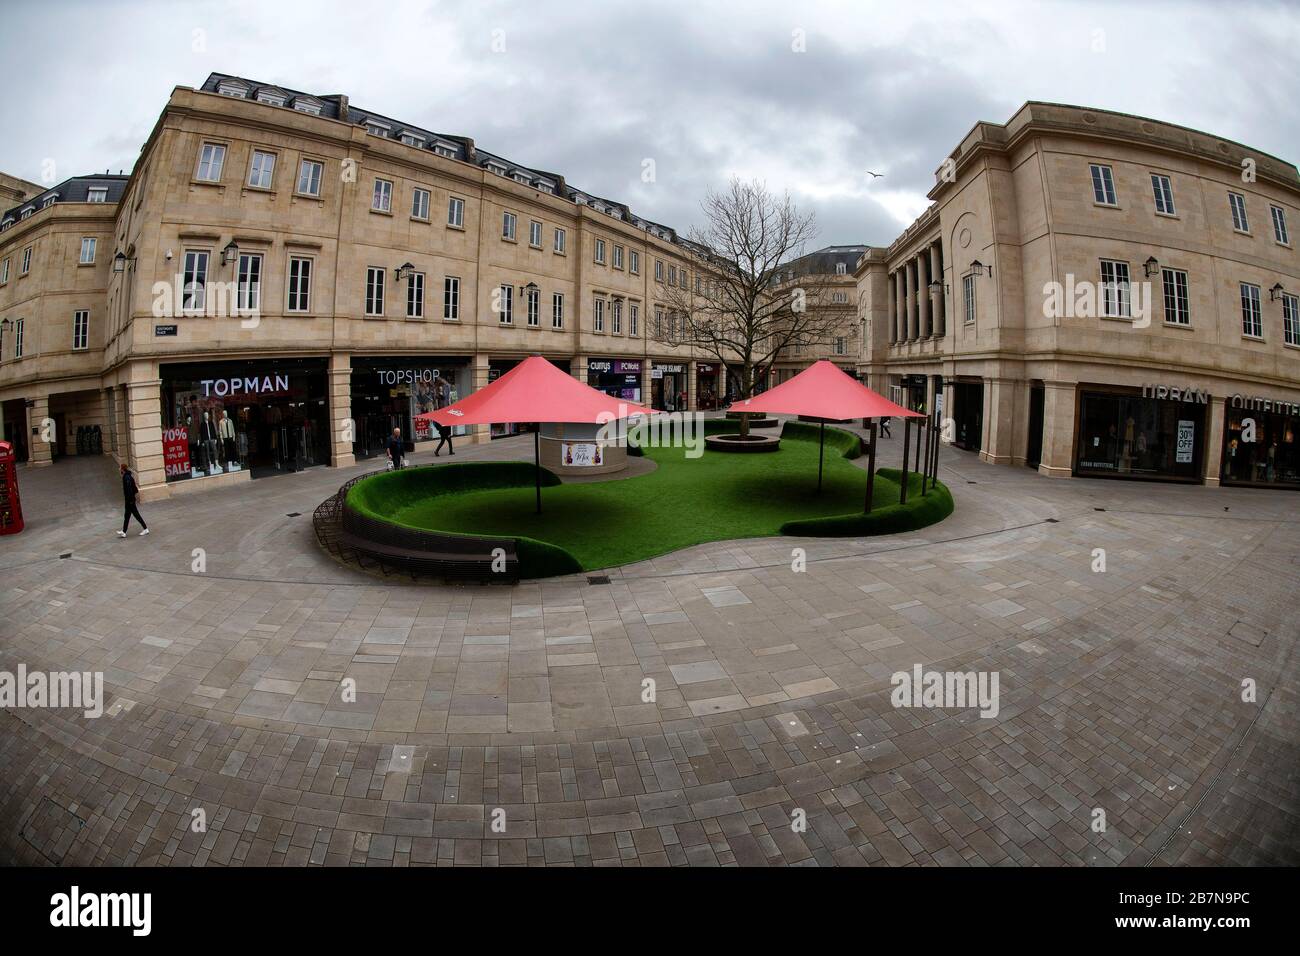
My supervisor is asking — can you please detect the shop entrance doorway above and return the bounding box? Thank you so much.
[1026,383,1045,469]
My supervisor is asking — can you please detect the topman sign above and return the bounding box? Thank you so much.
[201,374,290,397]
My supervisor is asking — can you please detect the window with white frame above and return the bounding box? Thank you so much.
[14,318,23,358]
[552,292,564,329]
[628,303,639,337]
[1151,174,1175,215]
[196,143,226,182]
[1229,192,1250,232]
[399,132,424,148]
[834,336,847,355]
[527,286,540,327]
[836,262,847,275]
[365,267,385,315]
[366,122,389,138]
[256,90,285,107]
[297,159,323,196]
[293,100,322,115]
[594,238,606,264]
[406,271,424,319]
[21,247,32,274]
[668,265,677,285]
[448,196,465,228]
[19,208,32,220]
[79,237,96,264]
[655,307,665,337]
[529,220,542,247]
[594,297,605,332]
[1099,259,1132,317]
[1240,282,1262,337]
[182,250,208,311]
[0,258,8,283]
[1161,268,1190,325]
[502,211,517,240]
[962,273,976,325]
[499,284,513,324]
[831,291,847,303]
[372,179,393,213]
[444,276,460,320]
[412,188,430,220]
[1283,293,1300,347]
[248,150,276,189]
[237,253,262,312]
[73,310,89,350]
[655,260,664,282]
[287,257,312,312]
[613,245,624,269]
[612,299,622,334]
[1089,164,1117,205]
[554,227,566,253]
[630,250,639,274]
[86,187,107,203]
[1271,205,1290,245]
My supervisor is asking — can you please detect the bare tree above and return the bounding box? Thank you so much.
[650,178,853,436]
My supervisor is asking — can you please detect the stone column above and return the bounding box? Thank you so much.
[125,373,167,498]
[908,260,921,341]
[902,265,913,342]
[26,395,52,467]
[640,361,653,408]
[1203,396,1225,487]
[329,353,355,468]
[980,377,1018,465]
[889,270,899,344]
[1038,381,1077,478]
[917,253,931,339]
[717,363,727,405]
[687,361,698,412]
[929,243,945,337]
[471,352,493,444]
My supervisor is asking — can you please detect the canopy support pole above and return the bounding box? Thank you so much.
[817,421,825,494]
[534,427,542,514]
[864,420,877,513]
[900,416,911,505]
[930,413,940,489]
[916,415,926,495]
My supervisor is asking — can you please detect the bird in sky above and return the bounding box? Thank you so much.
[865,170,884,178]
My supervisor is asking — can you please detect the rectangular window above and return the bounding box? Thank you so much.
[1150,173,1175,215]
[527,286,540,327]
[668,265,677,285]
[196,143,226,182]
[1229,192,1249,232]
[630,250,640,275]
[1240,282,1262,337]
[86,187,107,203]
[655,259,664,282]
[14,318,23,358]
[1099,259,1132,317]
[1089,164,1117,205]
[526,220,541,248]
[73,310,89,350]
[448,196,465,228]
[406,272,425,318]
[499,284,513,324]
[1271,205,1290,245]
[612,299,622,334]
[365,267,385,316]
[182,250,208,311]
[79,237,96,264]
[412,188,430,220]
[595,238,606,264]
[248,150,276,189]
[444,276,460,320]
[552,292,564,329]
[1160,268,1190,326]
[21,247,32,275]
[628,303,639,337]
[962,273,976,325]
[372,179,393,212]
[554,227,566,254]
[834,336,847,355]
[237,253,262,312]
[287,256,312,312]
[1283,293,1300,347]
[502,211,517,240]
[613,245,624,269]
[0,258,8,283]
[297,159,323,196]
[594,297,605,332]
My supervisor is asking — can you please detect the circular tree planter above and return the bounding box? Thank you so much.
[705,433,781,453]
[724,412,779,428]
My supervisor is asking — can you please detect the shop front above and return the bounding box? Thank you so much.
[489,357,570,438]
[951,380,983,452]
[350,356,470,460]
[696,363,722,409]
[652,362,686,411]
[1221,393,1300,488]
[1074,384,1206,482]
[159,358,329,482]
[900,374,928,413]
[587,359,643,403]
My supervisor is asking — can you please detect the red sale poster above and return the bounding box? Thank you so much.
[163,426,190,477]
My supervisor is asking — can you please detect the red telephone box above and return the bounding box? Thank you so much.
[0,441,24,535]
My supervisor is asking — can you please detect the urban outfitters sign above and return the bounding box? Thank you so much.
[1141,383,1209,404]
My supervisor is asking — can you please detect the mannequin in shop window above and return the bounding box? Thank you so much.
[200,411,220,475]
[218,408,238,471]
[436,376,451,409]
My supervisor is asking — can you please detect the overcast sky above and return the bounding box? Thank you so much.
[2,0,1296,247]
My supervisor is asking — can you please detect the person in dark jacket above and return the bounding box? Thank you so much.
[386,428,405,469]
[434,421,454,456]
[880,417,892,438]
[118,463,149,537]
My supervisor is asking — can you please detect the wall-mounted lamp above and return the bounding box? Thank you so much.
[394,261,416,282]
[969,259,992,278]
[927,279,949,297]
[1143,256,1160,278]
[0,318,12,334]
[1269,282,1285,301]
[222,240,240,266]
[112,250,136,274]
[517,280,540,295]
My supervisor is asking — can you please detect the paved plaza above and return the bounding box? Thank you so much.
[0,424,1296,866]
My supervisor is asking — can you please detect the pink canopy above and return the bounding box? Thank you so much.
[415,355,652,427]
[726,360,923,420]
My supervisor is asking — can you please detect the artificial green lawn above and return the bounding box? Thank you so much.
[349,425,952,575]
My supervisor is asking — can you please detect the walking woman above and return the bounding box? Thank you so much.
[118,462,149,537]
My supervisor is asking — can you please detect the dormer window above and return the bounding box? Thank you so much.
[366,122,390,138]
[486,161,508,176]
[86,187,108,203]
[40,196,56,208]
[535,182,554,194]
[292,98,322,116]
[216,80,248,98]
[512,172,529,184]
[255,89,287,107]
[433,141,458,159]
[399,132,425,147]
[19,207,33,220]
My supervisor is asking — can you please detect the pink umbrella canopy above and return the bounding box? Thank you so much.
[726,360,923,420]
[415,355,652,427]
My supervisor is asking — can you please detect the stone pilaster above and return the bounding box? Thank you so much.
[470,353,493,444]
[687,361,698,412]
[26,395,52,467]
[125,376,166,498]
[329,353,355,468]
[917,253,931,339]
[1038,381,1077,478]
[929,243,945,337]
[1203,395,1225,487]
